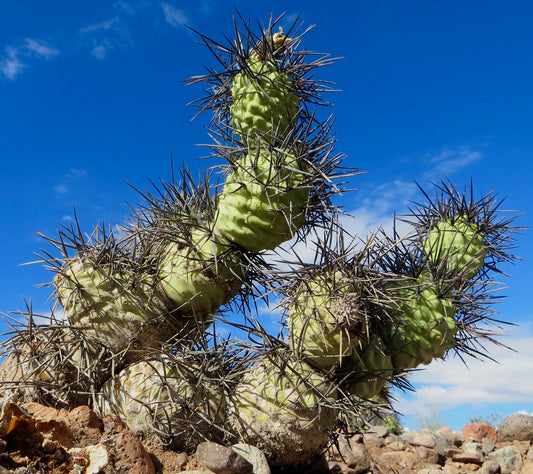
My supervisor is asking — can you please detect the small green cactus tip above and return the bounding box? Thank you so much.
[389,285,457,369]
[230,55,300,142]
[424,216,486,278]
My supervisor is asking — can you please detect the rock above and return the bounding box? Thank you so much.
[433,433,455,458]
[196,441,253,474]
[414,446,440,464]
[463,441,484,456]
[481,437,495,455]
[232,443,270,474]
[479,459,501,474]
[362,433,386,448]
[451,450,485,464]
[388,440,406,451]
[335,434,371,473]
[527,445,533,460]
[487,445,523,474]
[497,413,533,442]
[374,450,419,469]
[462,423,498,442]
[101,415,155,474]
[418,468,443,474]
[411,433,436,449]
[367,425,389,438]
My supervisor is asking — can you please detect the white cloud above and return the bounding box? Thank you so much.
[394,325,533,418]
[161,3,188,28]
[1,39,59,80]
[0,54,26,80]
[79,17,132,60]
[23,38,60,59]
[426,146,483,176]
[79,18,121,35]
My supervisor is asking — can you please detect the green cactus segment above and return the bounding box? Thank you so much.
[55,258,175,354]
[390,285,457,369]
[159,230,243,317]
[215,149,309,252]
[232,356,337,465]
[97,358,225,450]
[287,277,360,369]
[424,217,486,278]
[343,341,393,400]
[230,59,299,142]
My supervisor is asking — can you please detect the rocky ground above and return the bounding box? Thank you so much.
[2,400,533,473]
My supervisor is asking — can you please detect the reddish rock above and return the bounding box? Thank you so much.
[462,423,497,442]
[102,415,155,474]
[451,450,485,464]
[65,406,104,446]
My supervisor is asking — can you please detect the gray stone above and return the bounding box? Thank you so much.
[481,438,495,456]
[479,460,501,474]
[196,441,253,474]
[433,433,455,457]
[488,445,523,474]
[497,413,533,442]
[418,468,443,474]
[232,444,270,474]
[463,441,483,456]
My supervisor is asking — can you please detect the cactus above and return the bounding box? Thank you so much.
[286,272,361,369]
[215,148,309,251]
[96,354,227,451]
[158,228,244,316]
[230,353,337,465]
[341,340,394,400]
[230,56,299,143]
[0,14,523,470]
[389,282,457,369]
[54,255,179,355]
[424,216,486,278]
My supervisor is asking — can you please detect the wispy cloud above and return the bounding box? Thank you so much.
[161,3,188,28]
[426,146,483,176]
[53,168,88,195]
[79,17,132,60]
[23,38,60,59]
[0,38,59,80]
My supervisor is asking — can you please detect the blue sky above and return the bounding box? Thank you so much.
[1,1,532,431]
